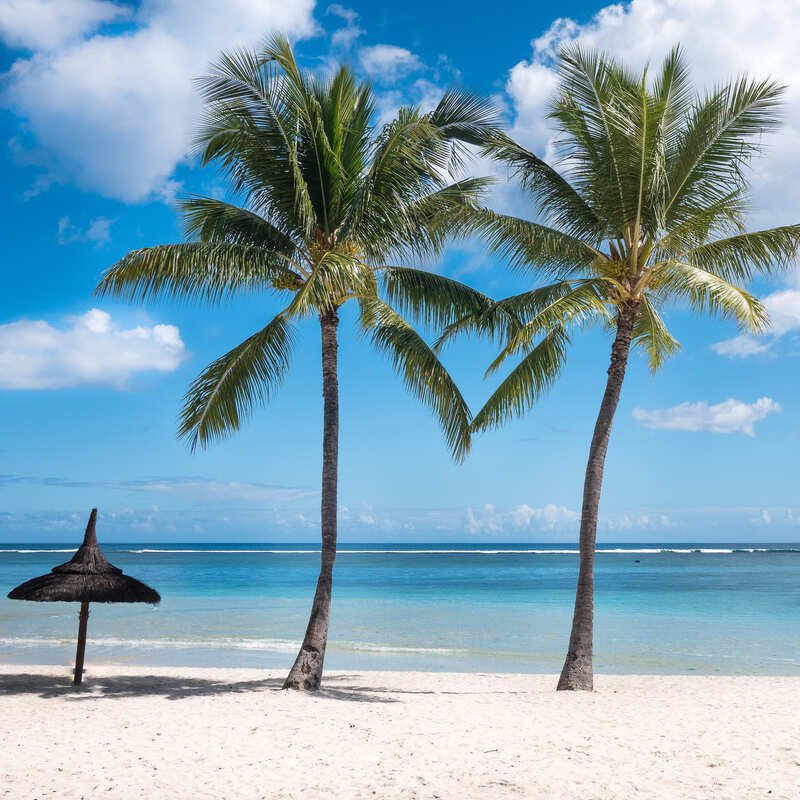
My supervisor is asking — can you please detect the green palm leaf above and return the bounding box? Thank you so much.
[180,196,300,255]
[360,299,473,461]
[472,328,570,433]
[382,267,494,330]
[686,225,800,282]
[96,243,301,304]
[631,296,681,372]
[179,314,294,449]
[654,260,768,332]
[665,76,785,225]
[484,280,611,373]
[465,208,604,277]
[488,132,602,240]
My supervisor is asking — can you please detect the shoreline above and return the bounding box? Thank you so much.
[2,653,799,676]
[2,665,798,799]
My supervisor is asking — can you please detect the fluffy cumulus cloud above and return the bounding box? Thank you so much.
[633,397,781,436]
[462,502,675,536]
[505,0,800,228]
[0,0,126,51]
[358,44,422,84]
[607,513,673,532]
[465,502,578,534]
[0,0,317,202]
[327,3,363,51]
[713,289,800,357]
[0,308,185,389]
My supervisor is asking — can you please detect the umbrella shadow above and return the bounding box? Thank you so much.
[0,671,399,703]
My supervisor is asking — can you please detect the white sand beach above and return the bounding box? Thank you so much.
[0,666,798,799]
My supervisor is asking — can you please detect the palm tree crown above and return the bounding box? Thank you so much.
[448,45,799,427]
[98,35,497,460]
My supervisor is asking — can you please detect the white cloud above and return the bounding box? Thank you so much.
[57,215,114,246]
[465,503,502,535]
[754,509,773,525]
[711,334,773,358]
[712,289,800,356]
[765,289,800,335]
[511,502,579,530]
[327,4,363,51]
[0,308,185,389]
[505,0,800,229]
[0,0,126,51]
[466,502,579,534]
[359,44,421,84]
[607,512,673,531]
[633,397,781,436]
[1,0,316,202]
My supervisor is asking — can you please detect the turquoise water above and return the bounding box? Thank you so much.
[1,543,798,674]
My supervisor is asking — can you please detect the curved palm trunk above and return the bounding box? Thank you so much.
[284,309,339,690]
[557,302,638,691]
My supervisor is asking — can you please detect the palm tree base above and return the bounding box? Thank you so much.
[283,648,324,691]
[557,655,594,691]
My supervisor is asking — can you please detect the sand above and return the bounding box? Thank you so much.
[0,665,797,799]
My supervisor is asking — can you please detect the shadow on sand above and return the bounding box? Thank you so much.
[0,671,403,703]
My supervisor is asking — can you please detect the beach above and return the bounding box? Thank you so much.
[1,666,798,799]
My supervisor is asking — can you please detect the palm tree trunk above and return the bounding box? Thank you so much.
[283,308,339,690]
[557,301,639,691]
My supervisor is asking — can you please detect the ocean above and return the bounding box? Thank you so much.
[1,543,798,674]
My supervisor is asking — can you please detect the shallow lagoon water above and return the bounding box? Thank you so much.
[1,543,798,674]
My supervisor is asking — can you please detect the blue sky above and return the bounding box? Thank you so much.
[0,0,799,542]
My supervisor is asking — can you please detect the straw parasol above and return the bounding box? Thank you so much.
[7,508,160,685]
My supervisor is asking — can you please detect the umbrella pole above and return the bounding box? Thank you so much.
[73,601,90,686]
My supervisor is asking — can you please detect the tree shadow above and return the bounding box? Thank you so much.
[0,671,399,703]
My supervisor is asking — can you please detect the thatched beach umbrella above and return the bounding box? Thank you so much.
[7,508,160,685]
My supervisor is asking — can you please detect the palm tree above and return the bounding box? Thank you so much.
[97,36,497,690]
[443,46,800,690]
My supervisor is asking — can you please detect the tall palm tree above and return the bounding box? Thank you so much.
[97,36,497,690]
[443,46,800,690]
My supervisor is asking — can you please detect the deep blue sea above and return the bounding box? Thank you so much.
[1,542,798,674]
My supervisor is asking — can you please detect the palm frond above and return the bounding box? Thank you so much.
[665,76,785,225]
[472,328,569,433]
[427,89,501,172]
[686,225,800,282]
[360,298,472,461]
[549,45,638,228]
[345,107,446,248]
[360,177,492,263]
[382,267,494,330]
[96,243,301,304]
[631,296,681,372]
[487,132,603,240]
[652,45,694,154]
[179,314,294,449]
[285,251,377,318]
[435,298,524,352]
[463,208,605,277]
[654,260,769,332]
[428,89,500,146]
[180,196,300,255]
[650,189,746,258]
[484,280,611,373]
[196,44,317,240]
